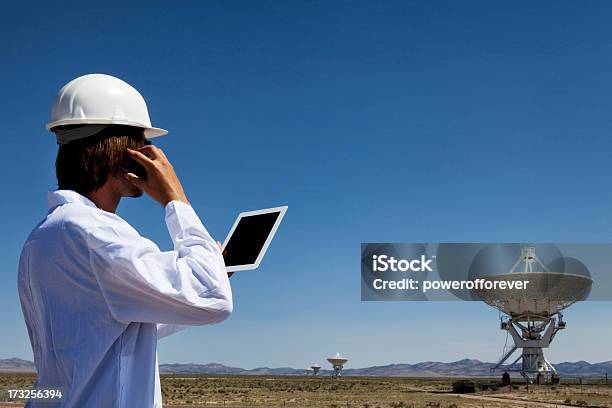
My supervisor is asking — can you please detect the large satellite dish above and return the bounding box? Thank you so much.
[472,246,593,383]
[475,272,592,318]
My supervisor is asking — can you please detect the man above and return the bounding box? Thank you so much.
[18,74,233,407]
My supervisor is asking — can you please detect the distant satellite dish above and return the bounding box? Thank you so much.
[327,353,348,377]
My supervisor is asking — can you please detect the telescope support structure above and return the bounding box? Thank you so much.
[493,313,565,383]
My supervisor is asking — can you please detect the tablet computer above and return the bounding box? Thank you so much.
[221,206,288,272]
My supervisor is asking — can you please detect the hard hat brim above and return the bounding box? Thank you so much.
[47,118,168,139]
[143,127,168,139]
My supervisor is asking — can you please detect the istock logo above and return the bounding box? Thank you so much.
[372,255,434,272]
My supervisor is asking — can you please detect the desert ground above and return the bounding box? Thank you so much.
[0,373,610,407]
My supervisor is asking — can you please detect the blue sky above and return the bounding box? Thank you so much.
[1,1,612,368]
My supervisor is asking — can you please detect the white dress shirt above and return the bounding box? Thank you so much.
[18,190,233,407]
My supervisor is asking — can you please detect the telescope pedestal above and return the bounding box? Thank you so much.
[331,365,343,377]
[493,314,564,383]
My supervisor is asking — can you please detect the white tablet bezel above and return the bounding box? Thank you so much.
[221,206,288,272]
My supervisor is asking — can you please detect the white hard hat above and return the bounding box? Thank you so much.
[47,74,167,143]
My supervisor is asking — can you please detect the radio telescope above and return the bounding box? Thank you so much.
[472,246,592,383]
[327,353,348,377]
[310,363,321,375]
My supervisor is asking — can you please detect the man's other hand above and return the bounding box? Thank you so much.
[217,241,234,278]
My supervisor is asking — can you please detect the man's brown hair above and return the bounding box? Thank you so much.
[55,125,146,195]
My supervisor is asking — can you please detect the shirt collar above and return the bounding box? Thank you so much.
[48,189,99,211]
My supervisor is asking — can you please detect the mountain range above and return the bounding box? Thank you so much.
[2,358,610,377]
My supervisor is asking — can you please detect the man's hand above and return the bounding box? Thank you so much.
[217,241,234,278]
[125,146,189,206]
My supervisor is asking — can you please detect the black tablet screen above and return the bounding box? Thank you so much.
[223,211,281,267]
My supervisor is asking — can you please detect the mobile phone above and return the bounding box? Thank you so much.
[122,140,151,180]
[122,156,148,180]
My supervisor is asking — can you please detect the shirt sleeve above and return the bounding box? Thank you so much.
[83,200,233,326]
[156,323,188,339]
